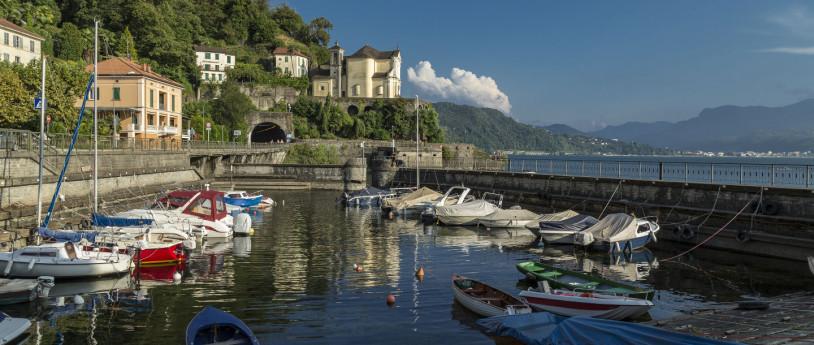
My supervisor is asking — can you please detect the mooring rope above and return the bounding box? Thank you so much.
[660,189,761,262]
[598,181,622,219]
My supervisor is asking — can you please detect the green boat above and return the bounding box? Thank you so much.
[516,261,655,300]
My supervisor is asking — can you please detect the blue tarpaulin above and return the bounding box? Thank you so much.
[92,213,152,227]
[539,214,598,231]
[477,313,740,345]
[38,227,98,243]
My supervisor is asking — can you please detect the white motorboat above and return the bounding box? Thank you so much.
[0,242,131,279]
[382,187,444,215]
[576,214,660,252]
[477,206,540,228]
[113,191,250,238]
[436,199,500,226]
[0,311,31,345]
[519,282,653,320]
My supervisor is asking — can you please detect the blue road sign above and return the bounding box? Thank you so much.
[34,98,46,110]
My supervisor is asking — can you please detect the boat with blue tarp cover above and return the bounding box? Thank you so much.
[533,213,598,244]
[477,312,739,345]
[186,306,259,345]
[92,213,152,227]
[576,213,660,253]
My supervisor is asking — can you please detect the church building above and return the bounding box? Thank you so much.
[312,42,401,99]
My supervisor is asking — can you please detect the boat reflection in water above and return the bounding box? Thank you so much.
[186,238,232,283]
[433,225,537,253]
[233,236,252,258]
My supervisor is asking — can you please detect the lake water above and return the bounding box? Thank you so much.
[6,190,811,344]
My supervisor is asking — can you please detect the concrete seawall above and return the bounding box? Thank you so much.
[392,168,814,261]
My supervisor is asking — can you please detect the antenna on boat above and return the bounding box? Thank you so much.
[37,57,46,227]
[415,95,419,188]
[93,20,99,214]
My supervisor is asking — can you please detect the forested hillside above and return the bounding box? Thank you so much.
[435,102,671,155]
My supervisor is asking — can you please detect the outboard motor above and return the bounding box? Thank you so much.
[577,232,594,246]
[233,213,252,236]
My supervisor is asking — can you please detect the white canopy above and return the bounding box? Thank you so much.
[580,213,639,243]
[537,210,580,222]
[382,187,443,210]
[436,200,499,217]
[479,208,539,221]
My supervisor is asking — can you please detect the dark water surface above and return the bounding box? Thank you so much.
[8,190,811,344]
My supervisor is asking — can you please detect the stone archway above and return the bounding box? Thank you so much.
[245,112,293,147]
[251,122,287,143]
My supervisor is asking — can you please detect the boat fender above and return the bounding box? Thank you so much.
[672,225,683,238]
[762,202,779,216]
[681,225,694,239]
[28,258,36,271]
[578,232,594,246]
[736,229,750,243]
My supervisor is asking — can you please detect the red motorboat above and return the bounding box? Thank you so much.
[83,240,187,266]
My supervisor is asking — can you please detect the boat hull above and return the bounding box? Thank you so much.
[437,215,481,226]
[452,275,531,317]
[225,196,263,207]
[519,290,653,320]
[590,231,654,252]
[478,219,534,228]
[516,262,654,300]
[536,230,578,244]
[186,306,259,345]
[0,259,131,279]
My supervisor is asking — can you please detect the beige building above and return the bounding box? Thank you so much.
[79,57,183,141]
[272,47,309,77]
[312,43,401,98]
[0,17,43,64]
[194,45,235,83]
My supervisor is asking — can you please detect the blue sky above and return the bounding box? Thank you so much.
[287,1,814,132]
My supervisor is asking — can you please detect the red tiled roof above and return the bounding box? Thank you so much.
[193,45,235,55]
[0,17,44,40]
[272,47,309,59]
[85,57,184,88]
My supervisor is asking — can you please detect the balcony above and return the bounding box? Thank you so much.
[159,126,178,136]
[146,125,158,133]
[159,103,166,111]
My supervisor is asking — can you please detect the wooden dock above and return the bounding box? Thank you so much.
[645,291,814,344]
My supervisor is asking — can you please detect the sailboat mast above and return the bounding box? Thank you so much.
[415,95,419,188]
[37,57,45,226]
[93,20,98,214]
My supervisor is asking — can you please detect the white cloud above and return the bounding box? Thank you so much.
[407,61,512,114]
[769,4,814,39]
[760,46,814,55]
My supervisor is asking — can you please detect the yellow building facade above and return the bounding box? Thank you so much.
[79,57,183,141]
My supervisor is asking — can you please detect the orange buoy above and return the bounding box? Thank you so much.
[355,265,363,272]
[388,211,393,219]
[386,294,395,307]
[415,267,424,283]
[486,227,491,231]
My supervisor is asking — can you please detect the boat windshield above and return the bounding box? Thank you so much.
[153,196,189,210]
[216,196,226,213]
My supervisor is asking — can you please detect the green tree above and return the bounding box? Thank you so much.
[308,17,332,46]
[56,22,85,61]
[211,80,256,132]
[116,26,138,60]
[0,64,31,128]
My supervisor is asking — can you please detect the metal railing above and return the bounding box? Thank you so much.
[396,157,507,171]
[509,158,814,188]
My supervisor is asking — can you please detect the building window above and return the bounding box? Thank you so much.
[204,64,210,71]
[284,67,288,74]
[12,35,18,48]
[30,40,34,52]
[352,85,359,96]
[150,90,154,108]
[2,53,7,61]
[113,87,120,101]
[205,52,210,59]
[204,73,209,80]
[215,53,219,60]
[170,118,175,127]
[285,56,288,62]
[320,85,325,91]
[3,32,7,45]
[172,95,175,112]
[227,56,231,63]
[218,74,222,81]
[148,116,153,125]
[215,65,219,71]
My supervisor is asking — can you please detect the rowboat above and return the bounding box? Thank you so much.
[186,306,259,345]
[477,313,740,345]
[0,276,53,305]
[452,274,532,317]
[516,261,654,300]
[518,281,653,320]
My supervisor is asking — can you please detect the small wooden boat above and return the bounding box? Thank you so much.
[518,282,653,320]
[186,306,259,345]
[0,311,31,345]
[0,276,54,304]
[452,274,532,317]
[516,261,654,300]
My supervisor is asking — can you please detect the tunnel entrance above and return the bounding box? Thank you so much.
[251,122,287,143]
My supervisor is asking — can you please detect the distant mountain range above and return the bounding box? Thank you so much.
[434,102,669,155]
[585,99,814,152]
